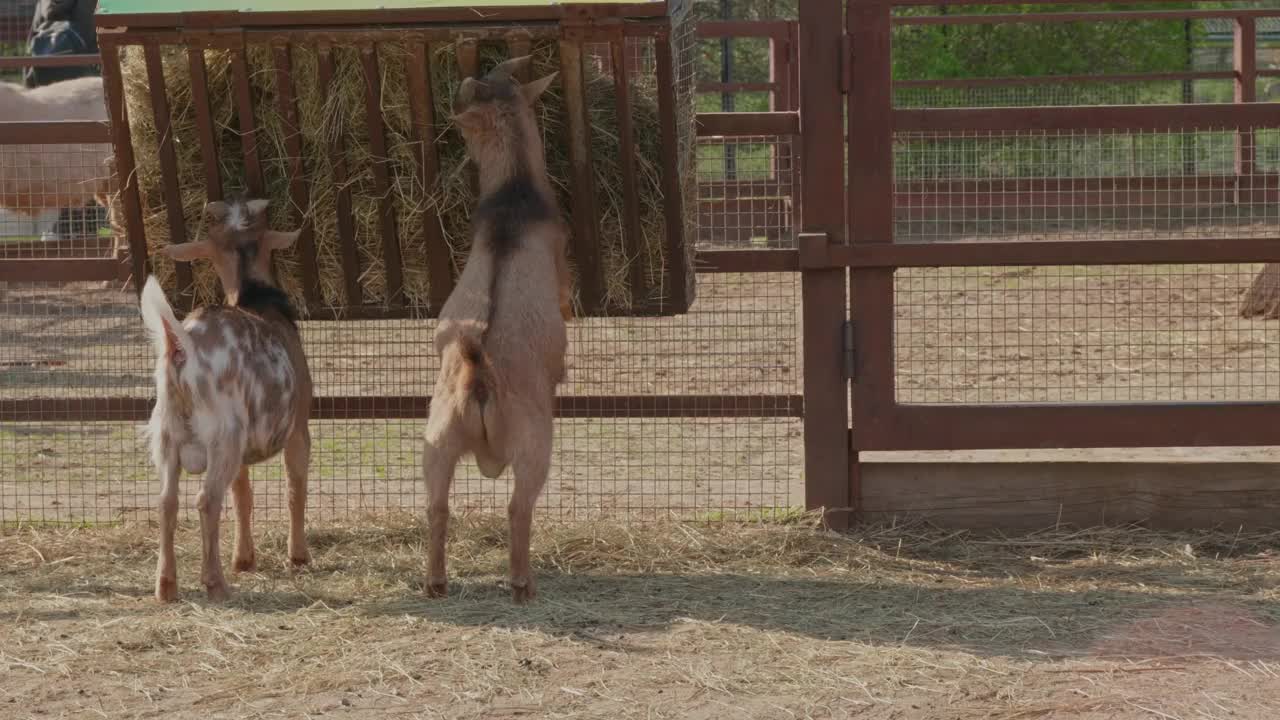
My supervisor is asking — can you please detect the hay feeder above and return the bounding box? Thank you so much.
[95,0,697,318]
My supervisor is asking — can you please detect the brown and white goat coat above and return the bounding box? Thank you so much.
[423,57,569,603]
[141,199,312,602]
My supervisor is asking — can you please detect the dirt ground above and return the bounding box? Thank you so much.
[1,517,1279,719]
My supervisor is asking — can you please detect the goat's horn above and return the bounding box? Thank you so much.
[492,55,532,77]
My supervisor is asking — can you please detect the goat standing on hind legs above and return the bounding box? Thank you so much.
[140,199,313,602]
[424,56,571,604]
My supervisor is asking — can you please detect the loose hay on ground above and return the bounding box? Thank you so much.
[2,517,1279,717]
[116,39,675,316]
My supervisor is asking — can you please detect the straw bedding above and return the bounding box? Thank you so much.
[4,516,1280,717]
[115,39,673,316]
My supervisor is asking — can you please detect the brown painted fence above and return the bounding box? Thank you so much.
[791,0,1280,527]
[6,5,1280,526]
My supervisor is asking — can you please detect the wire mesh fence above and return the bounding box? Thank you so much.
[894,128,1280,244]
[0,141,113,249]
[0,0,31,47]
[0,276,802,525]
[0,128,803,525]
[894,263,1280,405]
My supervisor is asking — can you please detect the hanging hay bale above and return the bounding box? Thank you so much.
[111,29,692,318]
[1240,264,1280,319]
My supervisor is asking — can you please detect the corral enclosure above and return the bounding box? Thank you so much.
[2,0,1280,529]
[4,2,1280,717]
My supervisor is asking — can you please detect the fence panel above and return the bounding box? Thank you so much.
[824,2,1280,479]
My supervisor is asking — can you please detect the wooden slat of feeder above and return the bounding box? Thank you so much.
[456,37,478,78]
[271,42,322,312]
[229,46,266,197]
[559,38,604,314]
[100,39,149,293]
[655,31,690,313]
[359,44,406,308]
[317,43,363,306]
[456,39,480,199]
[406,39,454,310]
[143,42,195,311]
[610,36,648,307]
[186,48,223,202]
[506,34,532,81]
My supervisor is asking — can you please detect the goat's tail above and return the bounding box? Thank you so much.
[451,334,501,448]
[140,276,193,366]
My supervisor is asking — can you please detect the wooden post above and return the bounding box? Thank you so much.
[560,37,605,314]
[772,23,798,246]
[143,42,194,310]
[846,0,896,524]
[1234,16,1257,205]
[99,37,148,294]
[799,0,851,528]
[1233,16,1278,319]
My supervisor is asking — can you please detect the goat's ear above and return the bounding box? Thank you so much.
[262,229,300,252]
[246,198,270,219]
[163,241,211,262]
[204,201,229,222]
[492,54,532,78]
[521,72,557,105]
[456,76,479,106]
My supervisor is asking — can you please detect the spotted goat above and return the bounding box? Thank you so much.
[424,56,570,603]
[140,199,312,602]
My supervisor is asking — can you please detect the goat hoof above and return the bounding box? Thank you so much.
[425,579,448,598]
[233,553,257,573]
[289,550,312,567]
[155,577,177,603]
[205,581,231,603]
[510,579,536,605]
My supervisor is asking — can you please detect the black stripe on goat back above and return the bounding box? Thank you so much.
[235,245,298,327]
[237,278,298,328]
[473,173,554,260]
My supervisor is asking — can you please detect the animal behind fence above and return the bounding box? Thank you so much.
[140,197,312,602]
[423,55,567,604]
[0,77,112,240]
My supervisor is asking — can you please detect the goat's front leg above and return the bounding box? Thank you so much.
[283,424,312,566]
[231,466,256,572]
[509,411,552,604]
[423,415,463,598]
[198,449,238,602]
[155,452,181,602]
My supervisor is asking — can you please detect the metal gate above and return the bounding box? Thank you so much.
[795,0,1280,528]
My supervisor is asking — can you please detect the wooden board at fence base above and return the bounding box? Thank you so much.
[859,453,1280,531]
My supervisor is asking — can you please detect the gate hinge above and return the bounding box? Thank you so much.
[839,33,852,94]
[842,320,855,381]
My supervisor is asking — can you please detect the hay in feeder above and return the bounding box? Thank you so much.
[114,38,674,316]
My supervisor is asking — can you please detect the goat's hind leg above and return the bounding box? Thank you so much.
[231,466,256,572]
[198,446,239,602]
[423,410,464,598]
[508,410,553,604]
[155,451,181,602]
[284,424,312,566]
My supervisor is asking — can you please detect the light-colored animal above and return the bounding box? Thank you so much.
[140,198,312,602]
[423,56,571,603]
[0,78,112,240]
